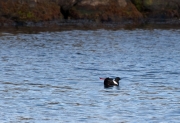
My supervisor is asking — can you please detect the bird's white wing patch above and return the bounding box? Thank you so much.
[113,80,118,85]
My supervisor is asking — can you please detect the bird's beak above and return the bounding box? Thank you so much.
[99,77,105,80]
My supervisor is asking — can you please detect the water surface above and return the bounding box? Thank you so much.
[0,28,180,122]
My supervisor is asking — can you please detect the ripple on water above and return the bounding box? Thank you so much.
[0,29,180,122]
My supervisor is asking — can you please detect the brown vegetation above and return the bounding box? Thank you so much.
[68,0,142,22]
[0,0,61,24]
[0,0,179,26]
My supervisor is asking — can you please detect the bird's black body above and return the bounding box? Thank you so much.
[104,77,121,87]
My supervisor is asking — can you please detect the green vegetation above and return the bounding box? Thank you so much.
[131,0,143,11]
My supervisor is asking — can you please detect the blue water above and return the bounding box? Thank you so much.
[0,28,180,122]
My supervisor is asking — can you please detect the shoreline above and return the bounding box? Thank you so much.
[0,18,180,33]
[1,0,179,31]
[1,17,180,26]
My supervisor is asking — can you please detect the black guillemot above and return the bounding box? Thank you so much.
[100,77,121,87]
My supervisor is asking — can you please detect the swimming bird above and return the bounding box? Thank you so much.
[100,77,121,87]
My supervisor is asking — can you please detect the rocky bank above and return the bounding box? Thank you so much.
[0,0,179,26]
